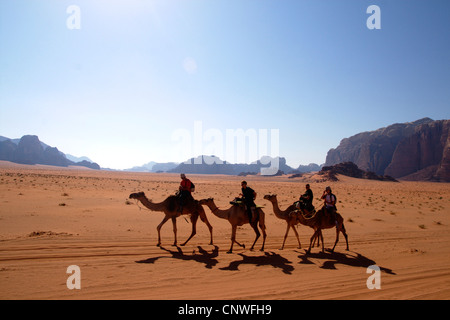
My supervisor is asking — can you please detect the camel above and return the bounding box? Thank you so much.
[263,194,302,249]
[129,192,213,247]
[295,205,349,254]
[199,198,266,254]
[263,194,322,250]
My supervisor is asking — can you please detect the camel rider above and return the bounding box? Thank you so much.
[239,181,257,223]
[179,174,194,212]
[321,186,337,227]
[300,184,314,212]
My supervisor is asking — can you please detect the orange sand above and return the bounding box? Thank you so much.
[1,161,449,300]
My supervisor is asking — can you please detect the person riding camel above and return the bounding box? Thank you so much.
[178,173,194,212]
[239,181,257,224]
[321,186,337,227]
[299,184,314,213]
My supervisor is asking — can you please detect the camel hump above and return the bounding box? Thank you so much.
[167,195,178,212]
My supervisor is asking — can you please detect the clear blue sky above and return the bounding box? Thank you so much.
[1,0,449,169]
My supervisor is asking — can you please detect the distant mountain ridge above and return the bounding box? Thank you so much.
[0,135,100,169]
[127,155,322,176]
[325,118,450,182]
[7,117,447,181]
[126,161,179,173]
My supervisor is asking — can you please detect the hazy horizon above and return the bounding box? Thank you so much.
[1,1,449,169]
[0,115,444,170]
[0,132,325,169]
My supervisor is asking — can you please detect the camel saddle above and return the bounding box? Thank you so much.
[229,198,263,208]
[290,208,316,219]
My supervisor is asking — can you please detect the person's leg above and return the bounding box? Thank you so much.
[246,205,252,222]
[179,191,186,213]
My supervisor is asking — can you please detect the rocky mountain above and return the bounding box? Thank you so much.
[296,163,322,173]
[0,139,16,161]
[384,120,450,181]
[0,135,100,169]
[169,156,236,175]
[65,154,94,163]
[166,155,299,176]
[126,155,321,175]
[126,161,158,172]
[152,162,179,172]
[319,162,398,182]
[126,161,179,173]
[325,118,450,182]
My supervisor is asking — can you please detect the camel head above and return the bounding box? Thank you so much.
[129,191,146,199]
[198,197,214,205]
[263,194,277,201]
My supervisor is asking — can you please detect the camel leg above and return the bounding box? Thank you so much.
[332,223,349,251]
[314,230,320,247]
[320,230,325,253]
[228,225,236,253]
[258,209,266,252]
[309,231,318,251]
[250,223,261,251]
[292,224,301,249]
[342,223,349,251]
[331,226,340,253]
[307,229,319,254]
[228,225,245,253]
[319,230,322,247]
[156,215,170,247]
[281,223,290,250]
[310,229,323,251]
[181,214,198,246]
[199,211,214,245]
[171,216,178,246]
[260,224,266,252]
[312,228,320,247]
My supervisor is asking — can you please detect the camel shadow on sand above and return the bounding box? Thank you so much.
[136,246,294,274]
[220,252,295,275]
[136,245,219,269]
[297,249,396,275]
[135,246,394,276]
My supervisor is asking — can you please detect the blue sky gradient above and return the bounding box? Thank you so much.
[1,0,449,169]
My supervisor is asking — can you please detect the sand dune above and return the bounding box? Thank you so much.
[1,161,450,300]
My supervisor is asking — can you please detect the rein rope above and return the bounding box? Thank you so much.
[134,199,147,211]
[297,202,324,220]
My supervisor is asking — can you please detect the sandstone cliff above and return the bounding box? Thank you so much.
[0,135,100,169]
[385,120,450,181]
[325,118,450,181]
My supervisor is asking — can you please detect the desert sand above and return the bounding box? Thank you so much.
[1,160,450,300]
